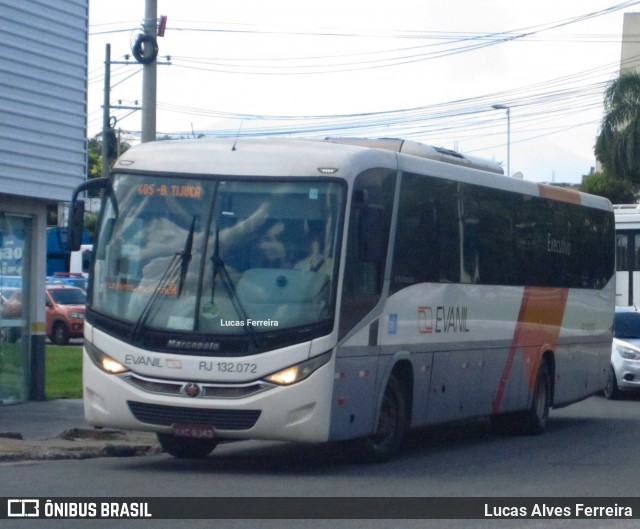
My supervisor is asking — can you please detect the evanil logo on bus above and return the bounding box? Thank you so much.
[418,306,470,334]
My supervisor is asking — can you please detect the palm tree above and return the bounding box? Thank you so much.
[595,70,640,183]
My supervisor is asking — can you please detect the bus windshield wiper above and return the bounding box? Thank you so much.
[177,216,196,296]
[131,216,197,341]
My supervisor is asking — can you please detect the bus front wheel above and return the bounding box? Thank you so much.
[156,433,218,459]
[353,374,408,463]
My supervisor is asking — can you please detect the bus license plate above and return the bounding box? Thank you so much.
[173,424,216,439]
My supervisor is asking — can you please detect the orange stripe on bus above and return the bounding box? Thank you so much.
[491,287,569,414]
[537,183,581,204]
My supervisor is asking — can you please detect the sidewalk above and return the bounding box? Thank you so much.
[0,399,161,462]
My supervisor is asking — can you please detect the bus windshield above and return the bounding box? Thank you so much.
[91,174,345,344]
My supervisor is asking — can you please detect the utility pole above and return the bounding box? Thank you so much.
[103,2,166,151]
[102,44,112,178]
[141,0,158,143]
[492,104,511,177]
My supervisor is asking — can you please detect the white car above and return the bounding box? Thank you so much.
[605,306,640,399]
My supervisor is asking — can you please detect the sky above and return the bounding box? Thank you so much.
[87,0,640,183]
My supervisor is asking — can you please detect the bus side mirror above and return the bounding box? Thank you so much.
[66,177,109,251]
[68,199,86,251]
[359,207,386,263]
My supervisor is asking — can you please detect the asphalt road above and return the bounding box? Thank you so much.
[2,393,640,529]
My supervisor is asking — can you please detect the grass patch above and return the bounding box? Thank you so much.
[46,344,83,399]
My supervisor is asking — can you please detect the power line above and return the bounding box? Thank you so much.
[87,2,638,160]
[89,2,636,75]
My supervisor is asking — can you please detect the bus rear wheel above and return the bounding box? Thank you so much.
[353,374,407,463]
[491,361,551,436]
[517,360,551,435]
[156,433,218,459]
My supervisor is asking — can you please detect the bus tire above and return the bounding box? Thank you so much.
[353,374,407,463]
[515,361,551,435]
[603,364,620,400]
[156,433,218,459]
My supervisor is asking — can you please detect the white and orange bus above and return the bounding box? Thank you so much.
[69,137,615,462]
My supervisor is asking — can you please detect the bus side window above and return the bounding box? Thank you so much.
[615,233,628,271]
[391,173,459,290]
[339,169,396,339]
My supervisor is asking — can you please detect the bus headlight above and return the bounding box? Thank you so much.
[85,341,129,374]
[263,351,332,386]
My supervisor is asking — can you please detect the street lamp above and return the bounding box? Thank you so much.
[492,104,511,177]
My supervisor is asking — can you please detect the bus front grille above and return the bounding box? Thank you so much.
[127,401,261,430]
[121,374,272,399]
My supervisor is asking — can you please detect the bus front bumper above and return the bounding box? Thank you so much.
[82,350,335,444]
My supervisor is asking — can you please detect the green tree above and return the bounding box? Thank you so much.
[87,136,102,179]
[84,212,99,240]
[595,71,640,183]
[87,133,131,180]
[580,171,637,204]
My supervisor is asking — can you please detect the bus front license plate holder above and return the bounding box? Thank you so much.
[173,424,216,439]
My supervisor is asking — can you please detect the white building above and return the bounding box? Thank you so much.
[621,12,640,72]
[0,0,88,402]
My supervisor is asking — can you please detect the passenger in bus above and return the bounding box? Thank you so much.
[294,233,332,276]
[253,219,291,269]
[219,201,270,250]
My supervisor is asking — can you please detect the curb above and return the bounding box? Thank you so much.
[0,428,162,462]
